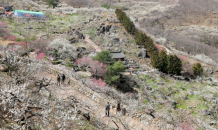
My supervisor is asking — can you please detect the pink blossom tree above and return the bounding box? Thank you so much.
[74,56,92,67]
[90,60,107,77]
[178,55,186,61]
[36,53,45,60]
[74,56,107,77]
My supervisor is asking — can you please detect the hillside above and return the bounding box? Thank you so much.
[118,0,218,66]
[1,0,218,130]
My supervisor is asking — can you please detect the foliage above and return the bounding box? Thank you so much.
[15,38,25,42]
[104,61,125,84]
[155,45,162,51]
[45,0,60,9]
[178,55,186,61]
[36,53,45,60]
[192,63,203,76]
[92,51,114,65]
[78,74,88,79]
[0,22,9,39]
[29,39,50,54]
[47,38,77,61]
[135,32,146,45]
[74,56,92,68]
[0,21,15,41]
[89,60,107,77]
[115,9,182,74]
[157,50,168,73]
[89,78,105,87]
[74,56,107,77]
[65,59,74,68]
[101,4,110,9]
[150,54,160,69]
[167,55,182,75]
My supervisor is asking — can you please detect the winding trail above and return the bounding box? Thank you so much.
[85,35,102,52]
[36,67,160,130]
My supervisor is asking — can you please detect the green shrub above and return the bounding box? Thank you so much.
[104,61,125,84]
[78,74,87,79]
[167,55,182,75]
[15,38,25,42]
[157,50,168,73]
[101,4,110,9]
[192,63,203,76]
[92,51,114,65]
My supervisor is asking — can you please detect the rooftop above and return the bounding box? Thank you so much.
[110,51,125,59]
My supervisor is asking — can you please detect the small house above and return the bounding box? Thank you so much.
[13,10,45,18]
[110,51,125,61]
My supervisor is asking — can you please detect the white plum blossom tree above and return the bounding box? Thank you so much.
[47,38,77,61]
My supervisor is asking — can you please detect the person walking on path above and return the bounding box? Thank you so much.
[116,102,121,114]
[61,74,65,84]
[105,102,110,117]
[57,74,60,86]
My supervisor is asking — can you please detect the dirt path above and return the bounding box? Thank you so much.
[36,69,160,130]
[85,36,102,52]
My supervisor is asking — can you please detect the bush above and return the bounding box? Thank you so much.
[29,39,50,54]
[74,56,107,77]
[92,51,114,65]
[167,55,182,75]
[47,38,77,61]
[192,63,203,76]
[157,50,168,73]
[0,22,9,39]
[15,38,25,42]
[101,4,110,9]
[104,61,125,84]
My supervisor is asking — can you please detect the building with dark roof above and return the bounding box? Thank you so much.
[110,51,125,61]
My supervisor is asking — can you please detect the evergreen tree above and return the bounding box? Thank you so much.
[151,54,160,69]
[136,32,144,45]
[104,61,125,84]
[192,63,203,76]
[46,0,60,9]
[144,36,152,49]
[167,55,182,75]
[167,55,174,74]
[92,51,114,65]
[147,42,158,58]
[158,50,168,73]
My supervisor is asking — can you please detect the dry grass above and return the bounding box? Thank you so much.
[0,38,14,45]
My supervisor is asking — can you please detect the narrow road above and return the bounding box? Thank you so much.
[85,36,102,52]
[36,68,160,130]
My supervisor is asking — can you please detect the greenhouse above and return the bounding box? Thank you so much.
[13,10,45,18]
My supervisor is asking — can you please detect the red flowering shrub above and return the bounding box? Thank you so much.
[74,56,107,77]
[178,119,195,130]
[89,77,105,87]
[36,53,45,60]
[90,60,107,77]
[155,45,162,51]
[178,55,186,61]
[74,56,92,67]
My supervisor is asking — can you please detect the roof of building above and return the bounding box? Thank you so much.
[110,52,125,59]
[14,10,44,14]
